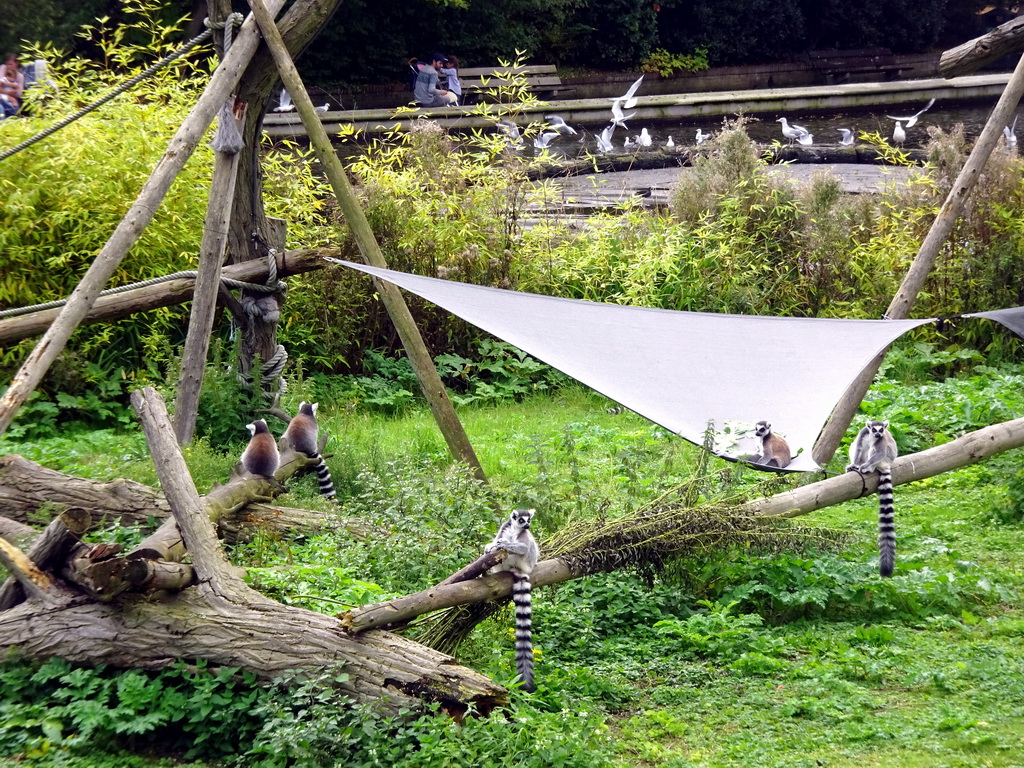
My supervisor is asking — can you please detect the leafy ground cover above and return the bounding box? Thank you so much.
[2,357,1024,767]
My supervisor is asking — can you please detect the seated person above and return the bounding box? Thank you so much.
[439,54,462,106]
[0,54,24,118]
[413,53,457,109]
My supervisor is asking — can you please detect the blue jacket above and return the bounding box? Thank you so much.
[413,63,443,105]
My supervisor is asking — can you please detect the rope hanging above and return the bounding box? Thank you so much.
[0,14,243,164]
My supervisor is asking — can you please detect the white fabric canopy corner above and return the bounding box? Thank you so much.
[335,260,933,471]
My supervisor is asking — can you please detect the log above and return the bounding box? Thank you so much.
[436,549,505,588]
[0,454,327,543]
[940,16,1024,78]
[0,508,90,609]
[0,587,506,714]
[0,0,290,439]
[344,412,1024,633]
[0,538,59,603]
[246,0,487,483]
[0,247,332,347]
[812,49,1024,465]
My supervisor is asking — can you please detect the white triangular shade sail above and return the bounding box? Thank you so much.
[336,260,933,471]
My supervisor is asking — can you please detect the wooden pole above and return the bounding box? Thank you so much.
[0,0,289,439]
[811,50,1024,467]
[173,136,243,444]
[244,0,487,482]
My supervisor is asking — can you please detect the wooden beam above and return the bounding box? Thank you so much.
[0,246,330,347]
[940,16,1024,78]
[245,0,487,483]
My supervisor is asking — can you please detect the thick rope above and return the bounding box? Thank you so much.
[0,15,243,164]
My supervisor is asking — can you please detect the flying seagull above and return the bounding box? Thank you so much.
[610,75,645,110]
[886,98,935,129]
[777,117,809,146]
[837,128,854,146]
[596,124,615,154]
[545,115,578,135]
[1004,115,1018,151]
[273,88,294,112]
[496,117,523,148]
[533,130,560,150]
[796,131,813,146]
[893,121,906,146]
[610,99,636,130]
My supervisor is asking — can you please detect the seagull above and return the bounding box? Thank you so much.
[610,75,645,110]
[796,131,813,146]
[496,117,523,148]
[533,130,560,150]
[545,115,577,135]
[638,128,652,147]
[893,121,906,146]
[596,124,615,153]
[665,135,675,148]
[695,128,709,145]
[610,99,636,130]
[624,135,636,149]
[272,88,294,112]
[777,117,808,146]
[886,98,935,129]
[315,103,329,113]
[1004,115,1018,151]
[837,128,855,146]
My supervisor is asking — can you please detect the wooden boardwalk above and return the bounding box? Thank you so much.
[263,73,1011,138]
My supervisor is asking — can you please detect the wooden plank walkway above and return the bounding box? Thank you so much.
[263,74,1011,138]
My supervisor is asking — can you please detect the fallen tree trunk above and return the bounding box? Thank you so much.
[0,388,506,712]
[343,412,1024,634]
[0,247,334,347]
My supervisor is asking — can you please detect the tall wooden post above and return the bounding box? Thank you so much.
[812,50,1024,466]
[244,0,487,481]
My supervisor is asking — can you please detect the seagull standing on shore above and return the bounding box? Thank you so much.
[893,121,906,146]
[638,128,652,147]
[886,98,935,129]
[837,128,855,146]
[665,135,675,148]
[777,117,809,146]
[315,103,330,113]
[545,115,577,135]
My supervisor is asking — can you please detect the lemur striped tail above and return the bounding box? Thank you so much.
[877,468,895,577]
[511,572,535,693]
[312,455,336,500]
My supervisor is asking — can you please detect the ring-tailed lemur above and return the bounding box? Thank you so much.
[241,419,280,478]
[753,420,792,468]
[282,401,336,500]
[847,420,898,577]
[485,508,540,693]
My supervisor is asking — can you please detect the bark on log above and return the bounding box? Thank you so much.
[343,412,1024,633]
[0,588,506,714]
[940,16,1024,78]
[0,247,333,347]
[0,509,90,609]
[436,549,505,588]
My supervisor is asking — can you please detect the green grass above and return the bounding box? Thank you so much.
[3,375,1024,767]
